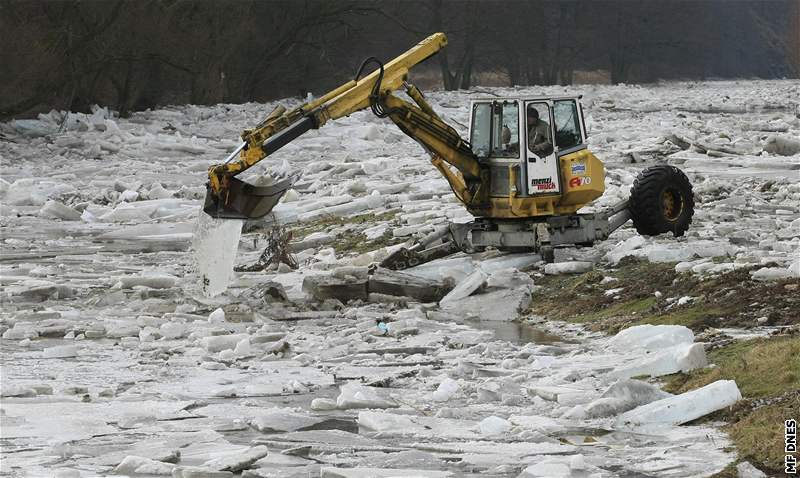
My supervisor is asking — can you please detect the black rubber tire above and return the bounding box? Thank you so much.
[629,165,694,237]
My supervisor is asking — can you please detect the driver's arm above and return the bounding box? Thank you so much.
[531,122,553,155]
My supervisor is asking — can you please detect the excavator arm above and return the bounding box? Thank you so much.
[203,32,487,219]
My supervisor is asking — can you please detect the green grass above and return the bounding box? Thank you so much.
[290,210,399,240]
[529,258,800,477]
[664,337,800,398]
[665,336,800,476]
[289,210,403,255]
[726,394,800,474]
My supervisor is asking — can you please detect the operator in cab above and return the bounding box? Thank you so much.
[527,106,553,158]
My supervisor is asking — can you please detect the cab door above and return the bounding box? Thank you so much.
[524,101,559,195]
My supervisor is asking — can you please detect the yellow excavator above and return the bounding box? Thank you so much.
[202,33,694,267]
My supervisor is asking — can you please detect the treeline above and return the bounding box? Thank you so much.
[1,0,798,119]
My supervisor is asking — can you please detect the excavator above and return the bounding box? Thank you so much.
[202,33,694,268]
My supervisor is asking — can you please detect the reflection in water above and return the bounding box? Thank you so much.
[466,320,567,344]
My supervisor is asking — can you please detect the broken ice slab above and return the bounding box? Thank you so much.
[250,410,331,433]
[582,379,672,418]
[543,261,593,275]
[507,415,564,434]
[611,342,708,379]
[441,285,532,321]
[192,210,244,297]
[113,273,178,289]
[517,455,604,478]
[172,467,234,478]
[336,383,398,409]
[42,344,79,358]
[615,379,741,427]
[303,267,454,304]
[358,410,482,440]
[368,267,453,302]
[439,269,487,306]
[38,200,82,221]
[113,456,176,475]
[608,324,695,351]
[320,468,452,478]
[202,445,269,472]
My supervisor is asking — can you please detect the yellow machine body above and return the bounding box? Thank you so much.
[478,149,605,219]
[203,32,607,222]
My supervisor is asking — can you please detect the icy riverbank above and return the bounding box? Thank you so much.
[2,80,798,476]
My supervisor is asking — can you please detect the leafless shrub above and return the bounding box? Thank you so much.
[236,225,297,272]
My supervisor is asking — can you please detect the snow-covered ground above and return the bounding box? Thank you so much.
[1,80,799,477]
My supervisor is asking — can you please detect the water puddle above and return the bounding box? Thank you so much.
[466,320,569,344]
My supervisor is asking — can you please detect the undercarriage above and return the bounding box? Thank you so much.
[380,199,632,269]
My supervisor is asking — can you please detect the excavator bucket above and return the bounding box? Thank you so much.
[202,176,295,220]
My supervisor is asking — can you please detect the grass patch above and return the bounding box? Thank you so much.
[664,336,800,475]
[332,229,404,255]
[531,257,799,333]
[530,257,799,476]
[290,210,399,240]
[726,393,800,474]
[664,336,800,398]
[289,210,404,255]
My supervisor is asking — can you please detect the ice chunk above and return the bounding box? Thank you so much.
[5,178,76,206]
[478,415,511,435]
[544,261,593,275]
[584,379,672,418]
[320,468,451,478]
[485,268,535,289]
[42,345,79,358]
[38,200,82,221]
[250,410,327,433]
[1,385,37,398]
[609,324,694,351]
[171,466,234,478]
[442,286,532,321]
[311,398,338,411]
[606,235,647,264]
[114,273,178,289]
[439,269,487,306]
[192,211,243,297]
[518,461,571,477]
[616,380,741,427]
[201,334,250,353]
[208,307,226,322]
[431,377,459,402]
[763,134,800,156]
[751,266,793,281]
[53,470,81,478]
[114,456,175,475]
[160,322,186,339]
[336,383,398,409]
[736,462,767,478]
[612,342,707,379]
[202,445,269,472]
[233,338,251,356]
[508,415,563,434]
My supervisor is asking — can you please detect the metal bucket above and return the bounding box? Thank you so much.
[202,175,296,220]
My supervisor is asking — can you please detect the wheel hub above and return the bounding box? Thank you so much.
[661,188,683,221]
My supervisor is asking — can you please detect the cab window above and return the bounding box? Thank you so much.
[470,103,491,157]
[470,101,519,159]
[553,100,582,150]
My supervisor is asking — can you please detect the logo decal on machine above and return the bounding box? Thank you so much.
[569,176,592,188]
[531,176,557,190]
[571,162,586,174]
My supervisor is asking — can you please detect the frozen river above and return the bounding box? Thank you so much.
[1,80,798,477]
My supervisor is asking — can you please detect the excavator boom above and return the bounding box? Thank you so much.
[203,32,483,219]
